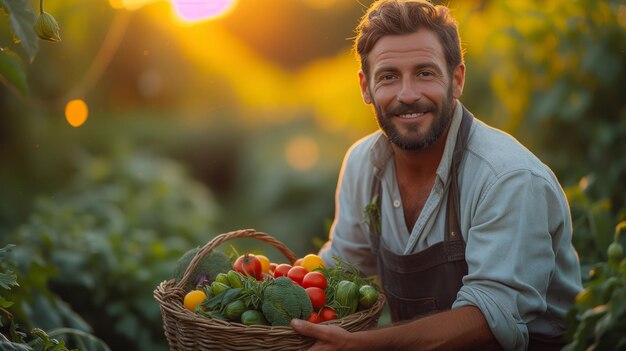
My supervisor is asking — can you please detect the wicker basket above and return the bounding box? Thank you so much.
[154,229,386,350]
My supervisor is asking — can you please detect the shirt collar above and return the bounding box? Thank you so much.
[368,99,464,188]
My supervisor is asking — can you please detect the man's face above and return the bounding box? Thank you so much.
[359,30,465,151]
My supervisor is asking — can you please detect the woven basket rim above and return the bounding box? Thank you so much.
[155,277,386,329]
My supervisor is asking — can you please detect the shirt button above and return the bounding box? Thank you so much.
[393,200,401,208]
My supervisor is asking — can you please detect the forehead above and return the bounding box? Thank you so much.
[367,29,446,74]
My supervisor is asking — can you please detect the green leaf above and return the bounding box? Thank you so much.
[0,296,14,308]
[47,328,111,351]
[0,333,32,351]
[0,48,28,95]
[0,271,18,290]
[0,244,16,256]
[0,0,38,62]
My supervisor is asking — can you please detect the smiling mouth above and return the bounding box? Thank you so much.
[396,112,427,119]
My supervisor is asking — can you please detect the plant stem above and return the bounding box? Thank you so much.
[0,306,13,320]
[39,0,44,14]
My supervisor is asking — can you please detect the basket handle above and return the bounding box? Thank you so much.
[177,228,299,289]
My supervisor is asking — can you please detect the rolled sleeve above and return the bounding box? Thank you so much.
[452,170,558,350]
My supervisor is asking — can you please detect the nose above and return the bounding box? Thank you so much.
[396,78,421,104]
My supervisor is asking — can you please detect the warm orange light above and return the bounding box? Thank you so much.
[65,99,89,127]
[578,176,589,191]
[108,0,157,10]
[285,135,319,172]
[303,0,337,9]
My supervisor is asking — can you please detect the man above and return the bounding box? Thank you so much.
[290,0,582,350]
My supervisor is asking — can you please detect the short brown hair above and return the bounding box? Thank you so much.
[354,0,463,77]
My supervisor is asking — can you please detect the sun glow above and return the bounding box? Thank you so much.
[109,0,237,23]
[171,0,237,23]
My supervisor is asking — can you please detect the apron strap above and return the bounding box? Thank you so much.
[445,106,474,242]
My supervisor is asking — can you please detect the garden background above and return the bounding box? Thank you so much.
[1,0,625,350]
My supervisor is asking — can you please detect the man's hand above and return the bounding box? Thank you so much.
[291,306,500,351]
[291,319,356,351]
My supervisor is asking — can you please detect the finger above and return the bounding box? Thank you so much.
[291,319,326,339]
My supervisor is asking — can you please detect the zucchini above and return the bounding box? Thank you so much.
[334,280,359,318]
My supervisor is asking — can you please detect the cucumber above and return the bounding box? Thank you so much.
[334,280,359,318]
[358,285,379,309]
[224,300,246,322]
[240,310,268,325]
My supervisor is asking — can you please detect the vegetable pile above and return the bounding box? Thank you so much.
[175,249,379,326]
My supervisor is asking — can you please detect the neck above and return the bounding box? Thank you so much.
[392,126,450,181]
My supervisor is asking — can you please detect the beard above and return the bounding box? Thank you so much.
[374,84,455,151]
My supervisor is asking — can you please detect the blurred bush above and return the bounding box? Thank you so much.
[464,1,626,216]
[1,246,110,351]
[4,148,220,351]
[564,222,626,350]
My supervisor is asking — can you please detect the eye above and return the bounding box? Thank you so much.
[380,74,396,81]
[417,71,435,78]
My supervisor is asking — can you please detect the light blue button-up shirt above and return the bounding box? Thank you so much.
[319,100,583,350]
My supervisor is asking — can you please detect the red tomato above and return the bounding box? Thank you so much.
[287,266,308,285]
[269,262,277,273]
[305,287,326,309]
[301,271,327,290]
[307,311,322,324]
[233,254,262,280]
[273,263,292,278]
[294,258,303,266]
[319,307,336,322]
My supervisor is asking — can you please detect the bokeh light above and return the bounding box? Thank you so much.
[65,99,89,127]
[285,135,319,172]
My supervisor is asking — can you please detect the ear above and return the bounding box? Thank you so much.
[451,64,465,99]
[358,71,372,104]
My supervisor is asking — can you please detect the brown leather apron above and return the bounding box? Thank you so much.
[368,106,473,322]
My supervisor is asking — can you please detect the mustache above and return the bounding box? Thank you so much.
[386,101,436,116]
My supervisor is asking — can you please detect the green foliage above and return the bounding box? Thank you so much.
[564,222,626,350]
[6,149,221,351]
[1,245,109,351]
[0,0,63,94]
[482,1,626,215]
[0,0,39,63]
[565,182,621,267]
[0,0,42,95]
[0,245,19,323]
[0,49,28,94]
